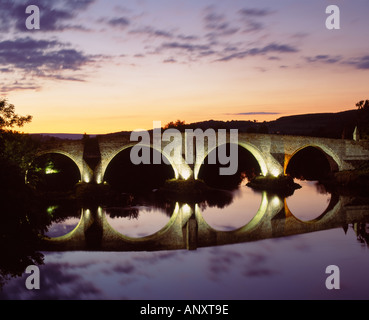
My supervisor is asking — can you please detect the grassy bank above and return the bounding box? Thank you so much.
[324,162,369,195]
[247,175,301,197]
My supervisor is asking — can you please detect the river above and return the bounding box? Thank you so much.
[0,179,368,300]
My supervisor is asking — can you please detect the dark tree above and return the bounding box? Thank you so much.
[163,120,186,131]
[0,99,32,129]
[356,99,369,139]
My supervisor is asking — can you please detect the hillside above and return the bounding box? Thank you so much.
[32,109,359,140]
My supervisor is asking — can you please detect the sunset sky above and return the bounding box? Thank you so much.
[1,0,369,134]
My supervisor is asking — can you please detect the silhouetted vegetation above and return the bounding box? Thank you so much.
[0,99,32,129]
[356,99,369,140]
[247,175,301,197]
[163,119,186,131]
[324,160,369,195]
[0,100,46,289]
[157,178,234,207]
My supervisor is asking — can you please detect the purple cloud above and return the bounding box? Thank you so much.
[107,17,130,29]
[216,43,299,62]
[0,37,103,93]
[9,0,96,32]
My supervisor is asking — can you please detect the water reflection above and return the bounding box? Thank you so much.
[286,180,332,222]
[105,206,172,238]
[200,184,263,231]
[38,179,367,252]
[43,205,81,238]
[1,178,369,299]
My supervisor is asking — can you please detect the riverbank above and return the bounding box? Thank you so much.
[29,164,369,207]
[322,163,369,195]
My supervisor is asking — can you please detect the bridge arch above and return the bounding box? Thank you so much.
[33,150,83,174]
[26,150,84,188]
[101,143,186,189]
[285,144,341,177]
[194,141,269,181]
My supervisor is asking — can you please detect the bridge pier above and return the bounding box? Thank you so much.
[185,213,198,251]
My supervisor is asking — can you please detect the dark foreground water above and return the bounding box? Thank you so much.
[1,180,369,300]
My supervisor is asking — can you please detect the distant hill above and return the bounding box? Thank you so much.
[32,109,359,141]
[268,109,358,138]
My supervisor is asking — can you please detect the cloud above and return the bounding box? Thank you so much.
[0,37,93,71]
[129,26,174,39]
[305,54,369,70]
[344,55,369,70]
[9,0,96,32]
[0,83,41,94]
[177,34,199,41]
[238,7,275,33]
[0,37,101,93]
[305,54,342,64]
[203,7,239,39]
[0,262,102,300]
[216,43,299,62]
[163,58,177,64]
[160,41,212,53]
[227,112,281,116]
[107,17,130,29]
[354,55,369,69]
[239,8,274,18]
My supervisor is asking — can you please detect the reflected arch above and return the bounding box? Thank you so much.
[42,210,84,241]
[102,203,182,241]
[195,191,270,234]
[285,193,340,224]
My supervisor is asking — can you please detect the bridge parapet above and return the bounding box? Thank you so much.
[33,133,369,184]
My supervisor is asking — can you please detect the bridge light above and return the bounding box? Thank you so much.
[270,167,282,177]
[85,209,91,218]
[180,167,191,180]
[182,204,192,216]
[173,168,179,179]
[271,196,281,208]
[47,205,59,215]
[83,173,91,183]
[45,161,59,174]
[96,176,103,184]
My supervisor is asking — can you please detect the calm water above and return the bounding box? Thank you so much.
[1,180,369,300]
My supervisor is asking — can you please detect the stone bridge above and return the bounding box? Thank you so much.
[34,132,369,184]
[39,194,369,252]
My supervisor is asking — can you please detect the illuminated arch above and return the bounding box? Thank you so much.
[101,143,180,183]
[194,141,269,179]
[27,150,83,182]
[285,144,341,174]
